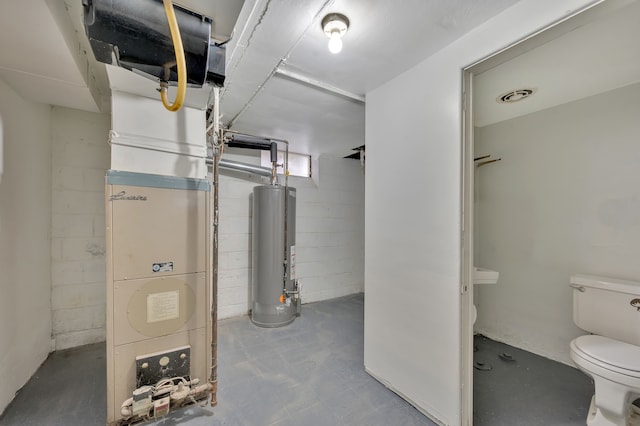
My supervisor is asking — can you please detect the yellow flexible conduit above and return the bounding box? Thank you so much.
[160,0,187,112]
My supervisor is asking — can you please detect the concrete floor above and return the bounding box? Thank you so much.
[0,294,598,425]
[473,334,593,426]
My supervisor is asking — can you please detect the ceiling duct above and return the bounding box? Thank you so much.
[83,0,225,87]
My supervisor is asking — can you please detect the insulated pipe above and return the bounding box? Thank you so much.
[227,134,272,150]
[209,86,220,407]
[209,158,273,177]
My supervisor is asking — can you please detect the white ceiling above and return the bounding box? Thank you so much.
[474,0,640,127]
[0,1,99,112]
[221,0,521,155]
[2,1,639,157]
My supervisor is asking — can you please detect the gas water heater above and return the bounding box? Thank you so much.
[251,185,299,327]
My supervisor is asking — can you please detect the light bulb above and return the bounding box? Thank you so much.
[328,34,342,54]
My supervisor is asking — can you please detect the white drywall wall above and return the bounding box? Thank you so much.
[0,78,52,414]
[51,107,110,350]
[218,151,364,319]
[474,82,640,365]
[364,0,596,424]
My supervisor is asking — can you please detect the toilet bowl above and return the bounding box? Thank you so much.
[570,335,640,425]
[569,274,640,426]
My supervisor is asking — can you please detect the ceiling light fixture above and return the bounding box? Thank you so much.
[322,13,349,54]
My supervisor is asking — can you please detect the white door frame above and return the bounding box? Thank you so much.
[460,69,475,426]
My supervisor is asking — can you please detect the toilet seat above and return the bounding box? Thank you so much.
[571,335,640,380]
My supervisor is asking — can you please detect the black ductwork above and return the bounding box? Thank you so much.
[227,135,278,162]
[83,0,225,87]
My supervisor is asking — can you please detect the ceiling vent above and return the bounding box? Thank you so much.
[497,88,536,103]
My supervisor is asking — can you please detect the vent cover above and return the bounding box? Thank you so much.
[497,88,536,103]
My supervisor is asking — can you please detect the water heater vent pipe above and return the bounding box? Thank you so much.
[223,130,289,189]
[209,158,273,177]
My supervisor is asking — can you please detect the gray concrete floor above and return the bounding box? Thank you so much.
[0,342,107,426]
[0,294,432,426]
[0,294,597,425]
[473,334,593,426]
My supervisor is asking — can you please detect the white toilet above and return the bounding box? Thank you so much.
[569,274,640,426]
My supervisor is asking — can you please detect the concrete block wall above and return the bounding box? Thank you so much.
[218,152,365,319]
[51,107,110,350]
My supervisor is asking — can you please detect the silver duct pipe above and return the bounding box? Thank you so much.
[222,129,289,188]
[208,158,272,177]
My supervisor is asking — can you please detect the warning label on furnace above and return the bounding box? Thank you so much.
[147,290,180,323]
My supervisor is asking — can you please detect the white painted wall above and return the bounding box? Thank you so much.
[0,78,52,414]
[474,82,640,364]
[218,151,364,319]
[51,107,110,350]
[364,1,597,424]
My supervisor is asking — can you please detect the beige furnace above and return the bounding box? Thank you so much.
[105,171,211,425]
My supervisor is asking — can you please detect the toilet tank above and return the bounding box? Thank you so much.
[571,274,640,346]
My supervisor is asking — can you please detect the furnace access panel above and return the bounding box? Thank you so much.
[105,171,211,425]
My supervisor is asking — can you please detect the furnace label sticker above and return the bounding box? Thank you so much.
[152,261,174,273]
[147,290,180,323]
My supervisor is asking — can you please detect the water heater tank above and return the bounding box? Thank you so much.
[252,185,298,327]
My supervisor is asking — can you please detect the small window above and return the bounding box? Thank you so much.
[261,150,311,178]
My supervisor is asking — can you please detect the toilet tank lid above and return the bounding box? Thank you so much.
[571,274,640,295]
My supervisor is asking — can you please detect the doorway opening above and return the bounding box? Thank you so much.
[462,0,640,423]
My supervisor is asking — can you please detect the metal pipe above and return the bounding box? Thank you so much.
[227,134,273,150]
[209,86,220,407]
[282,140,289,291]
[283,140,289,189]
[223,129,288,144]
[274,66,365,103]
[210,158,272,177]
[220,130,290,186]
[219,129,292,312]
[225,0,335,129]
